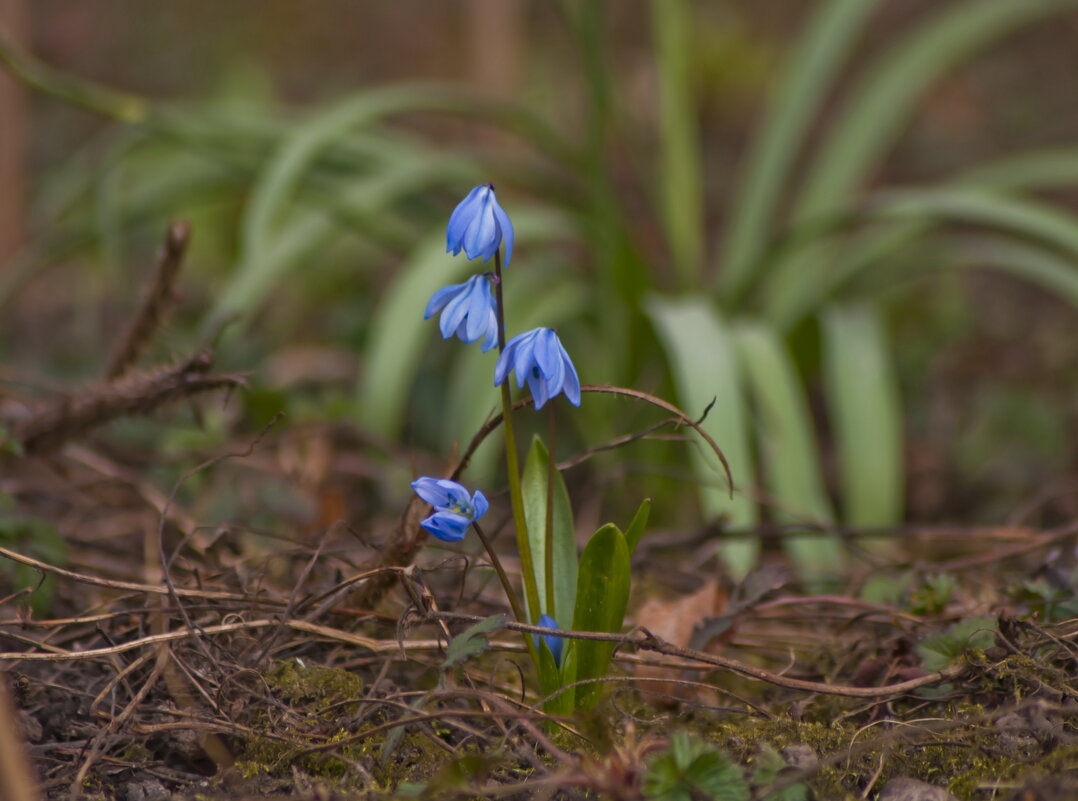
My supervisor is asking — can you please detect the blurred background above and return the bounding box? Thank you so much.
[0,0,1076,589]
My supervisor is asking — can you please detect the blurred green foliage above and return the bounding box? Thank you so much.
[2,0,1076,588]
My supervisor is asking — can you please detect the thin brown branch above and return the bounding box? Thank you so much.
[104,221,190,380]
[14,349,246,454]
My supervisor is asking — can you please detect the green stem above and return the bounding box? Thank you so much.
[471,522,526,627]
[493,250,541,623]
[544,404,557,621]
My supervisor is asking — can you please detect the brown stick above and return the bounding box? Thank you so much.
[14,350,245,454]
[105,221,191,380]
[0,671,41,801]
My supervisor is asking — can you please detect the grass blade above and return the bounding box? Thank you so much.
[645,296,757,578]
[796,0,1078,222]
[718,0,880,301]
[652,0,703,288]
[955,235,1078,309]
[821,302,903,528]
[732,322,841,587]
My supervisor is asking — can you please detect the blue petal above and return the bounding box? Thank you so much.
[493,338,518,386]
[439,288,471,340]
[463,193,498,261]
[424,281,464,319]
[492,197,514,266]
[420,511,471,542]
[479,308,499,352]
[561,349,582,406]
[534,613,564,666]
[528,369,550,409]
[446,186,485,255]
[412,478,471,510]
[463,276,493,343]
[412,477,452,508]
[471,490,489,520]
[512,329,540,389]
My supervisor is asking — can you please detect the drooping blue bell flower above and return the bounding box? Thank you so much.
[411,477,490,542]
[494,327,581,410]
[423,274,499,352]
[534,613,565,666]
[446,184,514,265]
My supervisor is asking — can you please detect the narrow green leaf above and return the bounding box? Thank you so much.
[718,0,880,300]
[769,0,1078,327]
[355,232,466,434]
[955,235,1078,309]
[442,614,507,669]
[732,323,841,587]
[652,0,702,287]
[797,0,1078,222]
[961,146,1078,191]
[766,186,1078,328]
[646,296,757,579]
[521,436,578,625]
[623,498,651,555]
[821,302,903,528]
[868,187,1078,259]
[572,523,630,710]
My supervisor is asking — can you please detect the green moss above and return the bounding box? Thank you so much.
[264,658,364,713]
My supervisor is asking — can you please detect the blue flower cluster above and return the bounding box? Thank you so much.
[411,477,488,542]
[426,183,581,409]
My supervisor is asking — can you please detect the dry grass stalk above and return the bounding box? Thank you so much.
[14,349,245,454]
[104,221,190,381]
[0,671,41,801]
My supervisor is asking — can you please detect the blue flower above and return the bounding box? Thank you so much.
[446,184,514,265]
[411,477,489,542]
[423,274,499,352]
[494,328,581,410]
[534,613,565,666]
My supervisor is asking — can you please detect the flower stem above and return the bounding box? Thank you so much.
[470,522,527,626]
[545,403,557,622]
[493,250,541,623]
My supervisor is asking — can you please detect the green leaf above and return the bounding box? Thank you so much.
[955,236,1078,309]
[644,732,749,801]
[623,498,651,555]
[355,233,464,435]
[652,0,702,287]
[820,302,903,528]
[442,614,507,669]
[797,0,1078,222]
[572,523,630,710]
[521,436,578,625]
[718,0,880,300]
[0,514,67,617]
[917,616,997,672]
[766,0,1078,326]
[732,322,842,588]
[646,296,757,579]
[868,187,1078,259]
[751,744,809,801]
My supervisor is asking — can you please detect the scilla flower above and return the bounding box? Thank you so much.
[534,614,565,666]
[411,477,489,542]
[423,274,499,352]
[446,184,514,265]
[494,327,581,410]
